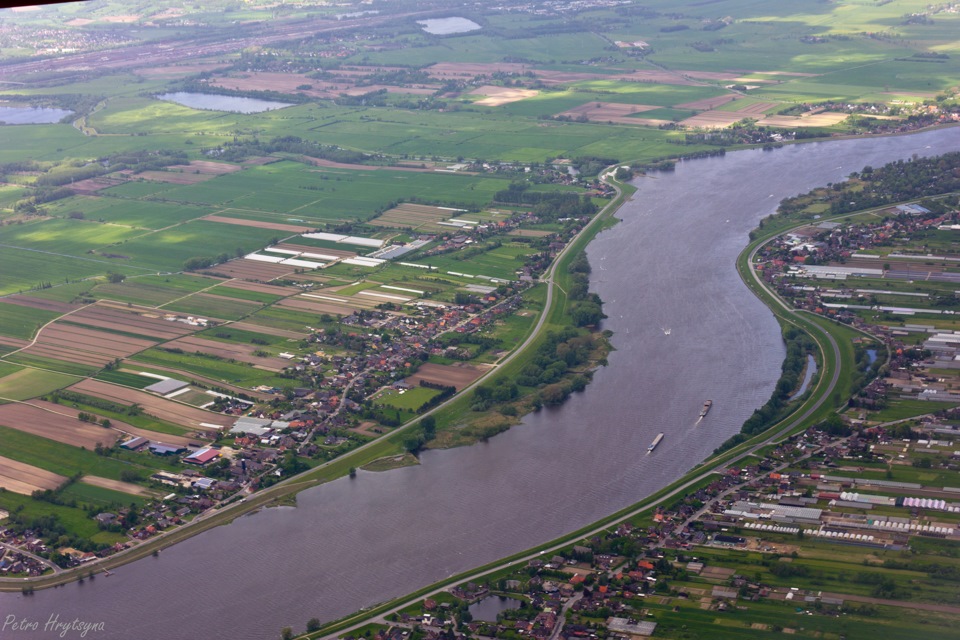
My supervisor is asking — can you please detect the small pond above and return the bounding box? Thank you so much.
[0,106,72,124]
[417,17,481,35]
[468,596,524,622]
[156,92,292,114]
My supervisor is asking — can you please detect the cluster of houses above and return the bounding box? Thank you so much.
[357,419,959,640]
[0,536,50,577]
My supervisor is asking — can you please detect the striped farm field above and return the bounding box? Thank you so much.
[68,378,233,430]
[0,402,121,449]
[0,368,78,402]
[66,304,199,340]
[0,456,66,495]
[14,321,158,369]
[164,335,291,370]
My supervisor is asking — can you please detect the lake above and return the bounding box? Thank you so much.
[0,106,72,124]
[417,17,482,35]
[156,92,293,114]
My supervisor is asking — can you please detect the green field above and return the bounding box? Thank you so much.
[0,367,78,401]
[0,424,177,480]
[93,369,156,389]
[0,300,62,339]
[3,351,101,377]
[133,347,290,387]
[0,246,141,297]
[62,482,148,508]
[412,241,535,280]
[109,220,287,272]
[206,285,285,304]
[91,273,221,306]
[161,292,261,321]
[377,386,441,412]
[47,195,212,229]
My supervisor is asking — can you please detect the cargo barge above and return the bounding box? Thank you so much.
[647,432,664,453]
[699,400,713,418]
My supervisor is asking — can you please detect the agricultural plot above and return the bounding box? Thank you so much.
[0,402,121,449]
[99,180,179,199]
[376,386,441,412]
[557,101,671,127]
[0,217,143,257]
[0,299,64,340]
[0,368,78,401]
[15,321,158,369]
[470,86,539,107]
[199,257,295,281]
[113,220,287,272]
[68,378,232,430]
[66,304,199,341]
[204,284,286,304]
[131,347,291,389]
[242,306,321,334]
[405,362,488,391]
[411,242,535,281]
[161,292,262,321]
[0,245,141,297]
[0,424,178,487]
[225,321,307,340]
[64,479,153,504]
[3,400,199,448]
[277,239,358,258]
[369,203,467,232]
[202,214,316,234]
[0,456,66,495]
[163,336,291,371]
[278,294,374,317]
[49,196,212,230]
[91,273,222,306]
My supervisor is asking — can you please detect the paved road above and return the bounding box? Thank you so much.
[0,541,62,575]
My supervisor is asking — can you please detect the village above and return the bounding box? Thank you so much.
[0,179,613,577]
[337,417,960,640]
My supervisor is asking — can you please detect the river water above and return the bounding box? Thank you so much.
[1,128,957,640]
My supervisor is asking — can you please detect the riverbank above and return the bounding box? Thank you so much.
[0,169,633,593]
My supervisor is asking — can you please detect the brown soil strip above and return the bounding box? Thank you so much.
[228,321,306,339]
[0,403,121,449]
[675,95,738,110]
[203,215,315,233]
[404,362,488,391]
[200,260,295,281]
[69,378,233,429]
[302,156,435,173]
[81,475,158,497]
[0,456,66,494]
[2,296,76,314]
[166,336,290,370]
[136,170,212,185]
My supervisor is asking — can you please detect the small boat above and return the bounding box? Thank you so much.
[647,432,664,453]
[699,400,713,418]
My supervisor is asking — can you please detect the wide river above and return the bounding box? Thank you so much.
[1,128,958,640]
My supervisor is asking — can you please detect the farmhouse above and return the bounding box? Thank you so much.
[183,447,220,465]
[149,443,187,456]
[120,436,148,451]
